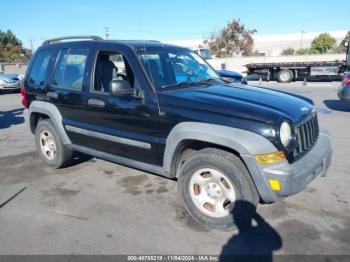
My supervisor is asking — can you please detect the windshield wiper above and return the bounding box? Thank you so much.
[161,77,225,89]
[161,81,197,89]
[199,77,228,84]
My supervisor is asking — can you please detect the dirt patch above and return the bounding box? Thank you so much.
[331,193,349,204]
[117,174,173,196]
[276,219,321,248]
[156,187,168,194]
[0,152,48,185]
[118,174,149,187]
[305,187,317,194]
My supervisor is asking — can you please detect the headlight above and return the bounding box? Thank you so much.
[280,121,292,148]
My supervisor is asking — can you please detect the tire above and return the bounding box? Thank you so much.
[35,119,72,168]
[277,69,294,83]
[178,148,259,231]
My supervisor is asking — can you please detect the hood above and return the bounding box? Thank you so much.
[159,84,314,125]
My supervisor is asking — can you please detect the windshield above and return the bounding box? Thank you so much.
[0,72,18,80]
[138,48,223,90]
[198,49,212,60]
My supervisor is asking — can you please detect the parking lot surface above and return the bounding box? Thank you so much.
[0,81,349,255]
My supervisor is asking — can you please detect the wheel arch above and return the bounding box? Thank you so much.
[28,101,71,145]
[163,122,277,178]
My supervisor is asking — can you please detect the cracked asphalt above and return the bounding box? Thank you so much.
[0,81,349,255]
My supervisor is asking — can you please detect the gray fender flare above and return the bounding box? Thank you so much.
[163,122,277,177]
[28,101,71,145]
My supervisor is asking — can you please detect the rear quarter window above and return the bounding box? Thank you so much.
[27,50,53,88]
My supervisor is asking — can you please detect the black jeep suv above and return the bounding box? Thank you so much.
[22,36,332,230]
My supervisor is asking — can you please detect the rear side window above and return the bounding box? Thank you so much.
[52,48,89,90]
[27,50,53,88]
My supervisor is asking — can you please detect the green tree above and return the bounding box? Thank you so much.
[0,29,31,63]
[334,31,350,53]
[206,19,257,57]
[0,30,22,46]
[309,33,336,54]
[281,48,295,56]
[296,48,309,55]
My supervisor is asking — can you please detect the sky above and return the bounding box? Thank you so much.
[1,0,349,49]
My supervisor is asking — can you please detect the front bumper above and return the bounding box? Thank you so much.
[242,129,332,203]
[0,82,21,90]
[338,86,350,103]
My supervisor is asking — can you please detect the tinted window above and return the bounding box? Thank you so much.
[138,50,219,90]
[140,54,165,87]
[52,49,89,90]
[52,49,68,86]
[93,51,136,93]
[28,50,52,88]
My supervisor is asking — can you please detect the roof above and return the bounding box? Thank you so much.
[106,40,185,50]
[41,36,187,50]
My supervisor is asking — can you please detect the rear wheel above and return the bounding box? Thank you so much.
[277,69,294,83]
[178,148,259,231]
[35,119,72,168]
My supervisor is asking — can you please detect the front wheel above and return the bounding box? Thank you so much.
[178,148,259,231]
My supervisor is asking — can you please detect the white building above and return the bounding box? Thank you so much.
[254,30,348,56]
[164,30,348,57]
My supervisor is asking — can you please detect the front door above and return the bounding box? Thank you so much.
[71,46,159,165]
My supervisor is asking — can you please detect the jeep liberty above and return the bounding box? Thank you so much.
[22,36,332,230]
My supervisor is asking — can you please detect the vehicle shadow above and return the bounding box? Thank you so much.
[220,200,282,262]
[323,100,350,112]
[0,108,24,129]
[70,152,93,166]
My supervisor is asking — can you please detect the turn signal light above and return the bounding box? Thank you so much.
[269,179,281,191]
[21,87,28,108]
[343,76,350,87]
[255,151,286,165]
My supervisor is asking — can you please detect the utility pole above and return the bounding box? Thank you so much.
[300,31,305,50]
[29,39,34,53]
[104,27,110,40]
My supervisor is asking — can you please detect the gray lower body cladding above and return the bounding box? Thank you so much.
[242,130,332,203]
[26,103,332,203]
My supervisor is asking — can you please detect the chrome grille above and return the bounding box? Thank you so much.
[293,113,319,159]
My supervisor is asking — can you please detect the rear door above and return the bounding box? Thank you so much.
[46,45,93,145]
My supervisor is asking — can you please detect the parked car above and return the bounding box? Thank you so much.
[338,72,350,103]
[22,36,332,231]
[193,48,247,84]
[0,71,21,92]
[218,69,248,84]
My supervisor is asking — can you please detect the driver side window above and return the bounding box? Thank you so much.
[93,51,135,93]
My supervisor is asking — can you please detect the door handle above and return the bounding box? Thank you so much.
[47,92,58,99]
[88,98,105,108]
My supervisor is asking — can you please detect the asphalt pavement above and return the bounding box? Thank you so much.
[0,81,349,255]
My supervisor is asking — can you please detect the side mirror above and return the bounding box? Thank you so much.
[110,79,133,97]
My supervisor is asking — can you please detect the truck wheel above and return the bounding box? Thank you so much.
[178,148,259,231]
[277,69,294,83]
[35,119,72,168]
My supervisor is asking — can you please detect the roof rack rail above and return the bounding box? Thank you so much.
[43,35,103,45]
